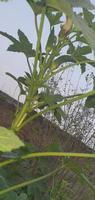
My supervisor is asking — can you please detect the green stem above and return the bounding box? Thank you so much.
[44,42,63,72]
[26,56,32,74]
[0,165,63,197]
[11,100,29,132]
[0,152,95,168]
[49,59,95,80]
[33,8,45,76]
[19,89,95,129]
[34,14,38,35]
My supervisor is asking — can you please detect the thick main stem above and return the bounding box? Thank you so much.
[11,9,46,133]
[11,100,29,132]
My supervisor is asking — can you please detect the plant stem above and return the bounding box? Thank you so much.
[34,14,38,35]
[11,100,29,132]
[11,10,46,132]
[19,89,95,129]
[26,56,32,74]
[0,165,64,197]
[0,152,95,168]
[33,8,45,76]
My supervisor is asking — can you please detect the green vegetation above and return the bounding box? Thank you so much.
[0,0,95,199]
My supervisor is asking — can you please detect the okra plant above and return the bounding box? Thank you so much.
[0,0,95,198]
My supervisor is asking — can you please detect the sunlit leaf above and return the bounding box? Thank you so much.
[0,126,25,152]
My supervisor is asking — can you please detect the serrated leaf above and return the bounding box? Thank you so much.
[0,31,18,43]
[0,30,35,57]
[0,126,25,152]
[18,29,31,45]
[73,14,95,52]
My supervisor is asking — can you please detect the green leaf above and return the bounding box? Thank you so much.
[6,72,18,82]
[75,31,88,45]
[0,30,35,57]
[54,108,61,123]
[6,73,26,95]
[83,8,94,27]
[54,107,65,123]
[46,0,72,16]
[73,14,95,52]
[52,55,75,68]
[80,63,86,74]
[18,29,30,45]
[0,31,18,43]
[0,126,25,152]
[46,10,62,26]
[27,0,45,15]
[45,27,56,52]
[75,46,91,55]
[85,94,95,108]
[40,93,64,105]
